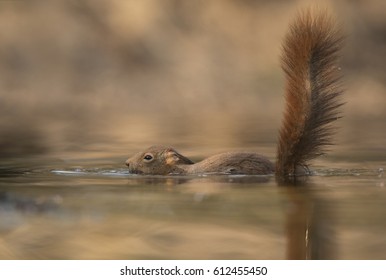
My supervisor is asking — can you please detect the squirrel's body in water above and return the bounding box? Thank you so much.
[125,11,344,177]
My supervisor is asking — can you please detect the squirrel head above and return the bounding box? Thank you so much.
[125,145,194,175]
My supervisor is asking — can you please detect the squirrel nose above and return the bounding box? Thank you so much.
[125,160,130,167]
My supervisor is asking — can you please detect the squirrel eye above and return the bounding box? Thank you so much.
[143,154,153,161]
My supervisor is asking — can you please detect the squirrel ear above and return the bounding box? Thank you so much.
[175,152,194,164]
[165,149,194,165]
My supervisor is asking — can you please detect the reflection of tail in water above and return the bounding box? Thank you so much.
[283,187,335,259]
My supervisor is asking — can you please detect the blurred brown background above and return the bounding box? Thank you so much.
[0,0,385,161]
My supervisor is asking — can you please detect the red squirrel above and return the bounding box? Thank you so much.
[125,10,344,176]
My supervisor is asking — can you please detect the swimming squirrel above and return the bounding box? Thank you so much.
[125,10,344,177]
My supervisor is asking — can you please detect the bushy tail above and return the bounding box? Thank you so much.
[276,10,344,176]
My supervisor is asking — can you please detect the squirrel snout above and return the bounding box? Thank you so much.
[125,160,130,167]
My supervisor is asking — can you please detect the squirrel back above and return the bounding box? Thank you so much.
[126,146,274,175]
[125,10,344,177]
[276,10,343,176]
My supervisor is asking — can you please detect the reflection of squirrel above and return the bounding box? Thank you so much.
[125,11,344,177]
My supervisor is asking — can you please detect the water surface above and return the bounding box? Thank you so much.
[0,156,384,260]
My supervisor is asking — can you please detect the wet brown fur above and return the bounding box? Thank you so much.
[126,10,344,176]
[276,10,343,176]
